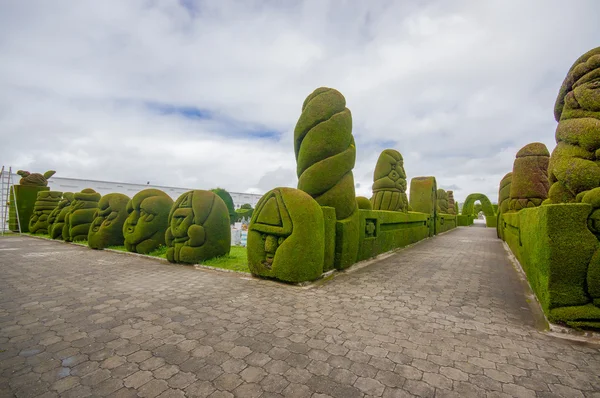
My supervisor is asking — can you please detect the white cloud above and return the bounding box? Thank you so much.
[0,0,599,204]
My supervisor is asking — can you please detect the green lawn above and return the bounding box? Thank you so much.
[200,246,249,273]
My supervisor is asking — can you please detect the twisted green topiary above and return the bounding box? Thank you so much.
[294,87,357,220]
[356,196,372,210]
[248,187,324,282]
[166,190,231,264]
[17,170,56,187]
[547,47,600,204]
[370,149,409,212]
[50,192,73,239]
[64,189,101,242]
[447,191,456,215]
[29,191,61,234]
[123,189,173,254]
[436,189,449,214]
[509,143,549,211]
[88,193,130,250]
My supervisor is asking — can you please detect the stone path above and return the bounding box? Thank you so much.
[0,228,599,398]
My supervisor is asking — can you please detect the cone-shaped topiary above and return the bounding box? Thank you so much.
[28,191,61,234]
[547,47,600,204]
[166,190,231,264]
[64,189,101,242]
[447,191,456,215]
[509,143,550,211]
[88,193,130,250]
[248,187,324,283]
[436,189,449,214]
[50,193,73,239]
[210,188,236,225]
[16,170,56,187]
[294,87,359,268]
[356,196,372,210]
[370,149,409,212]
[123,189,173,254]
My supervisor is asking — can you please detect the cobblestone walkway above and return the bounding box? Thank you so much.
[1,228,599,398]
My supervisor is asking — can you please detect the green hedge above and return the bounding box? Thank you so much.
[65,189,101,242]
[457,215,474,226]
[29,191,61,234]
[248,187,324,283]
[210,188,236,224]
[509,143,549,211]
[447,190,456,215]
[436,189,448,214]
[123,189,173,254]
[50,193,73,239]
[166,190,231,264]
[88,193,130,249]
[356,196,372,210]
[9,185,49,233]
[409,176,437,236]
[436,213,457,234]
[371,149,409,212]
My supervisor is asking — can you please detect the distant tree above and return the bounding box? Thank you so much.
[210,188,236,224]
[235,203,253,222]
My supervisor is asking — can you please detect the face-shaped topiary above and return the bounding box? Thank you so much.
[65,189,101,242]
[166,190,231,264]
[547,47,600,203]
[88,193,130,250]
[371,149,409,212]
[50,192,73,239]
[248,187,324,283]
[509,143,550,211]
[294,87,357,220]
[436,189,449,214]
[123,189,173,254]
[17,170,56,186]
[29,191,62,234]
[447,191,456,215]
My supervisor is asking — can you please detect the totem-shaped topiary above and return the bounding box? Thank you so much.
[356,196,372,210]
[65,189,101,242]
[29,191,62,234]
[447,190,456,215]
[17,170,56,186]
[166,190,231,264]
[547,47,600,204]
[123,189,173,254]
[50,193,73,239]
[509,143,550,211]
[370,149,409,212]
[248,187,324,283]
[436,189,449,214]
[88,193,130,250]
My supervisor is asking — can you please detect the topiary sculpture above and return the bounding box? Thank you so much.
[294,87,359,268]
[123,189,173,254]
[437,189,449,214]
[547,47,600,204]
[50,193,73,239]
[210,188,236,225]
[509,143,550,211]
[17,170,56,186]
[166,190,231,264]
[356,196,372,210]
[88,193,130,250]
[248,187,324,283]
[370,149,409,212]
[498,173,513,214]
[447,191,456,215]
[409,177,437,236]
[64,189,101,242]
[29,191,62,234]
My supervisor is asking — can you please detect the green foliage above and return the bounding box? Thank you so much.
[447,191,456,215]
[88,193,130,250]
[210,188,236,224]
[357,210,430,261]
[371,149,409,212]
[28,191,61,234]
[201,246,249,273]
[248,187,324,283]
[334,210,360,269]
[473,203,483,215]
[166,190,231,264]
[16,170,55,186]
[436,189,448,214]
[509,143,549,210]
[322,206,336,272]
[9,185,49,233]
[294,87,357,221]
[409,177,437,236]
[436,213,456,234]
[123,189,173,254]
[235,204,253,222]
[356,196,372,210]
[65,189,101,242]
[457,215,474,226]
[50,193,73,239]
[461,193,496,228]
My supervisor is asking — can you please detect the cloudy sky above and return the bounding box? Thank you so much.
[1,0,599,203]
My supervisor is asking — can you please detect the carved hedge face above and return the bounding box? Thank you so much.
[169,192,195,243]
[88,193,130,249]
[123,189,173,253]
[373,149,407,191]
[250,192,292,269]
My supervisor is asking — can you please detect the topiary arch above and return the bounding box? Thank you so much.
[462,193,497,227]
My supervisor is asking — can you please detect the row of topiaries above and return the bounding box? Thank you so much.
[497,46,600,328]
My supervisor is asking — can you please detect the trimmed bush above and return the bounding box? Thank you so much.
[235,204,253,222]
[436,213,456,234]
[322,206,336,272]
[547,47,600,204]
[16,170,55,186]
[166,190,231,264]
[457,215,474,226]
[123,189,174,254]
[447,190,456,215]
[64,189,101,242]
[356,196,372,210]
[509,143,550,210]
[210,188,236,224]
[497,172,512,239]
[248,187,324,283]
[29,191,62,234]
[9,185,49,233]
[370,149,409,212]
[462,193,496,227]
[436,189,449,214]
[409,176,437,236]
[49,193,73,239]
[88,193,130,249]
